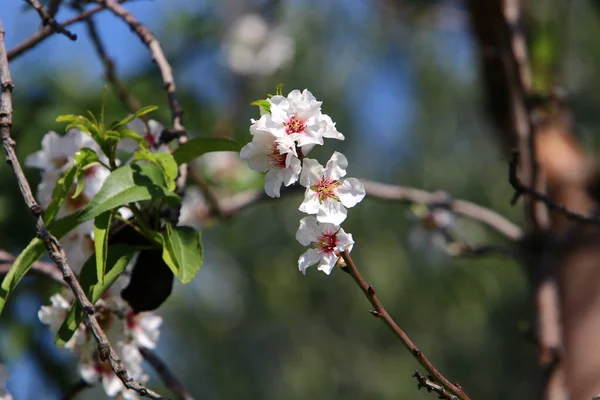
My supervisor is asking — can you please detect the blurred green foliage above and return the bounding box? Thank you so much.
[4,0,600,399]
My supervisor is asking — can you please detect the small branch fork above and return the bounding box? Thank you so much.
[0,19,161,400]
[25,0,78,41]
[340,250,471,400]
[508,151,600,226]
[413,371,459,400]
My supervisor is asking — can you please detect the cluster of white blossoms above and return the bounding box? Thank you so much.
[38,278,162,400]
[26,119,168,399]
[241,89,365,274]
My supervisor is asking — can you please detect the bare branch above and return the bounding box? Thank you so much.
[413,371,459,400]
[25,0,77,41]
[0,19,161,400]
[8,0,129,61]
[340,250,471,400]
[76,4,142,114]
[139,347,194,400]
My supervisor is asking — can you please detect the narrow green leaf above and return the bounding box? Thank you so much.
[76,163,179,222]
[0,213,82,315]
[112,105,159,128]
[55,244,136,346]
[250,99,271,114]
[172,137,242,165]
[160,223,203,284]
[119,128,149,150]
[44,166,77,224]
[275,83,284,96]
[94,211,114,285]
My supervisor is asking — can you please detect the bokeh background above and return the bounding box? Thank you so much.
[2,0,600,399]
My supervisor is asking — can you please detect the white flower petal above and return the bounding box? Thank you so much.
[324,152,348,180]
[295,216,321,246]
[335,230,354,253]
[264,168,284,198]
[316,199,347,225]
[298,189,320,215]
[298,248,321,275]
[299,158,324,187]
[102,372,124,397]
[337,178,365,208]
[317,252,339,275]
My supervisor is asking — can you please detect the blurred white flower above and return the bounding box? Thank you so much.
[25,129,100,173]
[296,216,354,275]
[224,13,295,76]
[178,187,208,229]
[119,118,164,153]
[38,292,86,350]
[197,151,257,186]
[407,204,455,254]
[80,342,146,400]
[299,152,365,225]
[240,129,300,198]
[124,310,162,349]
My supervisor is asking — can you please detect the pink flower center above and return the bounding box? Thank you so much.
[268,143,287,169]
[315,233,337,254]
[312,178,341,202]
[52,156,69,169]
[285,114,306,135]
[125,310,137,330]
[84,164,98,178]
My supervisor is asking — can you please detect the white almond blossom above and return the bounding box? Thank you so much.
[296,216,354,275]
[38,291,87,350]
[299,152,365,225]
[240,130,301,197]
[224,13,295,76]
[25,129,100,173]
[124,310,163,349]
[79,342,147,400]
[259,89,344,148]
[119,118,164,153]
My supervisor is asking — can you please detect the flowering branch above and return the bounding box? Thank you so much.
[0,19,161,400]
[8,0,130,61]
[509,151,600,226]
[25,0,78,41]
[340,250,471,400]
[139,347,194,400]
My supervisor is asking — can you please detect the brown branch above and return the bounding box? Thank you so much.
[0,250,65,285]
[8,0,129,61]
[25,0,77,41]
[139,347,194,400]
[509,151,600,226]
[340,250,471,400]
[100,0,184,134]
[413,371,459,400]
[0,20,161,400]
[76,4,142,114]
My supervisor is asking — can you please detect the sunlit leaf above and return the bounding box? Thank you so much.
[160,222,203,284]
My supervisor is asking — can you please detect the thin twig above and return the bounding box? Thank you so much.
[0,20,161,400]
[340,250,471,400]
[76,4,142,114]
[509,151,600,226]
[140,347,194,400]
[413,371,458,400]
[0,250,65,284]
[25,0,77,41]
[8,0,129,61]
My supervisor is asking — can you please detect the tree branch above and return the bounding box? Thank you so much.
[0,19,161,400]
[0,250,64,285]
[139,347,194,400]
[413,371,459,400]
[25,0,78,41]
[8,0,129,61]
[340,250,471,400]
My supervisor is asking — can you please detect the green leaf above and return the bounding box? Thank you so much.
[160,223,203,284]
[55,244,137,346]
[275,83,284,96]
[44,166,78,224]
[0,213,82,315]
[119,128,149,150]
[172,137,242,165]
[76,163,179,222]
[111,105,159,129]
[94,211,114,284]
[133,149,178,191]
[250,99,271,114]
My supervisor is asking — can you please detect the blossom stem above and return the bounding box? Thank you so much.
[340,250,472,400]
